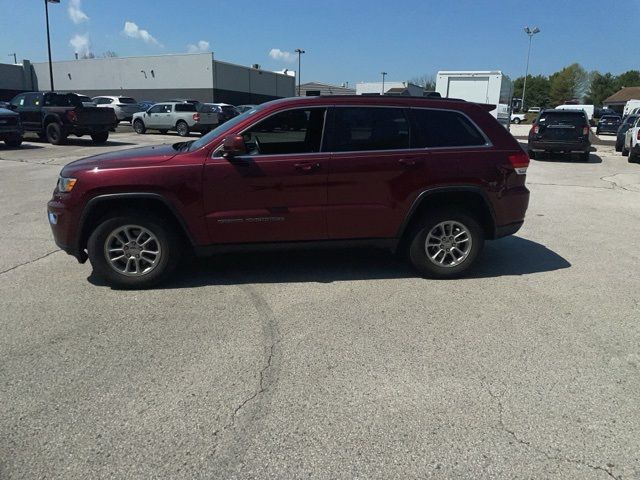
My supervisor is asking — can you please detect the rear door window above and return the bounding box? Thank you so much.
[411,109,486,148]
[329,107,410,152]
[175,103,197,112]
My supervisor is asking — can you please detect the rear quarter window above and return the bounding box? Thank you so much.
[411,109,486,148]
[175,104,197,112]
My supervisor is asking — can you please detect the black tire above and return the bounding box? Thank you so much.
[622,144,629,156]
[46,122,66,145]
[629,150,638,163]
[159,129,168,135]
[4,135,22,148]
[528,150,536,160]
[90,131,109,144]
[513,118,521,124]
[615,140,623,152]
[176,121,189,137]
[133,119,146,134]
[406,209,484,279]
[87,212,183,289]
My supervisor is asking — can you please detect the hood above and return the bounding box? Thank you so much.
[61,143,179,175]
[0,108,18,117]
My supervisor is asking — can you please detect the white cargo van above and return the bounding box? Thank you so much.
[555,104,595,121]
[435,71,513,128]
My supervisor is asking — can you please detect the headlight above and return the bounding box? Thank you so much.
[57,176,77,193]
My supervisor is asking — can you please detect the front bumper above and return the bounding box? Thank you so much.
[47,198,87,263]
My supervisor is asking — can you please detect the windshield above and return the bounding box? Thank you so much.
[188,106,263,151]
[538,112,586,126]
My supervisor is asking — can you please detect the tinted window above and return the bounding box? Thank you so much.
[412,109,486,148]
[118,97,137,104]
[330,107,410,152]
[538,111,586,126]
[175,103,197,112]
[24,93,41,107]
[242,108,327,155]
[625,116,638,125]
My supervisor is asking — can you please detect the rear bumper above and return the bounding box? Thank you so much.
[597,126,619,134]
[62,125,114,136]
[528,139,590,153]
[190,123,216,132]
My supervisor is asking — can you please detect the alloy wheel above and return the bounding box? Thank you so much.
[424,221,473,267]
[104,225,162,276]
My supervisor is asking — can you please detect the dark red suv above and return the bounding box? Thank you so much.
[47,96,530,288]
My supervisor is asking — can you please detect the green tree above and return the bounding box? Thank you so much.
[514,74,551,109]
[549,63,588,106]
[616,70,640,89]
[588,72,618,107]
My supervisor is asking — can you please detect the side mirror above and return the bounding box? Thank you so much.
[222,135,247,158]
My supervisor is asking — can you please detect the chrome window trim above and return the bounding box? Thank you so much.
[212,105,329,159]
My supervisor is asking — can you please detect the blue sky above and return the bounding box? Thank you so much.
[1,0,638,86]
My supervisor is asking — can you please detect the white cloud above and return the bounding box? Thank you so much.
[187,40,210,53]
[68,0,89,24]
[269,48,295,63]
[69,33,91,57]
[123,21,161,46]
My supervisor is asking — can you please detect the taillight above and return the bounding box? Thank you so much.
[193,113,201,122]
[582,125,590,135]
[531,124,539,135]
[508,151,530,175]
[66,110,77,123]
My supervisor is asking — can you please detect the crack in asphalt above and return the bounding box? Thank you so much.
[599,176,640,193]
[211,280,281,458]
[0,250,59,276]
[483,383,620,479]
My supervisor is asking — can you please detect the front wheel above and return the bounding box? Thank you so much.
[91,131,109,144]
[133,119,146,134]
[406,209,484,279]
[87,213,183,289]
[176,121,190,137]
[46,122,66,145]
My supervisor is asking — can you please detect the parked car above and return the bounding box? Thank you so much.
[622,116,640,162]
[9,91,117,145]
[205,103,239,123]
[623,99,640,117]
[47,95,530,288]
[236,104,257,114]
[0,107,23,147]
[616,114,639,152]
[595,115,621,135]
[527,107,541,114]
[132,102,218,136]
[528,109,591,161]
[511,113,526,124]
[92,96,142,122]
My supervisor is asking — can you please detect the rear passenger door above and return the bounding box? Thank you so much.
[21,93,44,131]
[324,106,423,239]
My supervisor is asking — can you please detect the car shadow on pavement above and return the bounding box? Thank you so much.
[89,236,570,289]
[533,152,602,164]
[0,144,44,150]
[24,136,137,147]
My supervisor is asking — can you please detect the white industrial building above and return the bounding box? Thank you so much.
[0,53,295,104]
[356,81,424,96]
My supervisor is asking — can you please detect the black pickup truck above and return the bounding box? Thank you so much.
[0,107,23,147]
[8,92,117,145]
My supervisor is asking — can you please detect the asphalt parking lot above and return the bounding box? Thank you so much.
[1,125,639,479]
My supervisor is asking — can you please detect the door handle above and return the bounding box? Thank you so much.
[398,158,417,166]
[294,162,320,171]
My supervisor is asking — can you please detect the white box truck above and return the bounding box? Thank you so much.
[436,71,513,128]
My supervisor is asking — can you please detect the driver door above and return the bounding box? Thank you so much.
[145,104,166,128]
[202,107,328,244]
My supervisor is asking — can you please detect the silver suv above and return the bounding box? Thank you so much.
[92,96,142,121]
[132,102,219,137]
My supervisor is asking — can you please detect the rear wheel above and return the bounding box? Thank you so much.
[90,131,109,144]
[46,122,66,145]
[176,121,189,137]
[87,212,182,289]
[4,135,22,148]
[133,119,146,134]
[406,209,484,279]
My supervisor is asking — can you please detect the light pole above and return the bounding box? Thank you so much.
[44,0,60,92]
[381,71,387,95]
[8,53,17,64]
[295,48,305,96]
[522,26,540,112]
